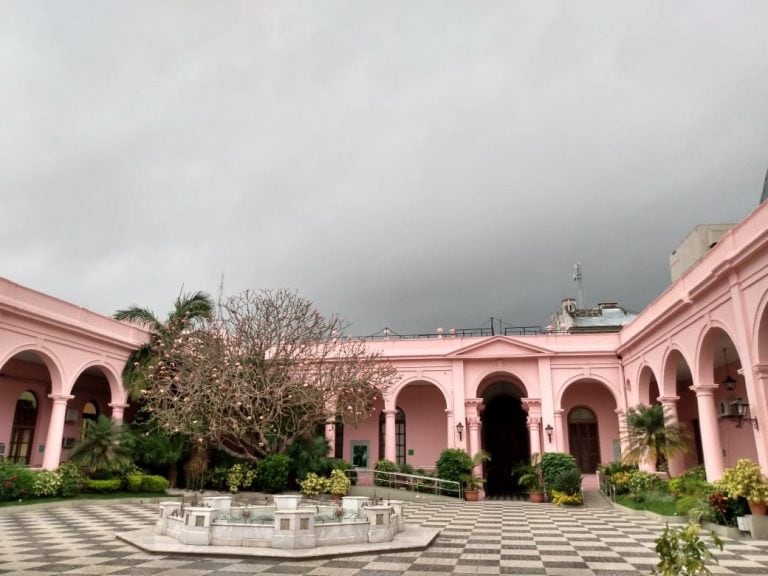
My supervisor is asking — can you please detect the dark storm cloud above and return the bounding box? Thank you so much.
[1,1,767,335]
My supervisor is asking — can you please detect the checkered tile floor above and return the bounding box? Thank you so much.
[2,500,768,575]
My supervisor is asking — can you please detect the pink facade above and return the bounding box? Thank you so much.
[2,201,768,495]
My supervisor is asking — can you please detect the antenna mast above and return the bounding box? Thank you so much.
[573,262,584,309]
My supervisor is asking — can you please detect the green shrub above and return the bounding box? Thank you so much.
[676,495,704,518]
[141,475,169,493]
[300,472,330,496]
[398,462,415,475]
[31,470,62,498]
[205,465,230,491]
[125,474,144,493]
[57,462,84,497]
[551,490,583,506]
[436,449,473,486]
[598,462,638,478]
[374,459,399,487]
[329,468,351,496]
[541,452,579,497]
[652,522,723,576]
[257,454,291,493]
[628,471,664,502]
[0,461,35,501]
[226,463,257,493]
[552,468,583,496]
[84,478,122,493]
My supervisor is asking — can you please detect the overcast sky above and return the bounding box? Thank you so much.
[2,2,767,336]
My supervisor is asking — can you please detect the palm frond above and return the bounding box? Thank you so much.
[114,306,163,332]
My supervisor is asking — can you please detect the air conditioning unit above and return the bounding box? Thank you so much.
[718,401,730,418]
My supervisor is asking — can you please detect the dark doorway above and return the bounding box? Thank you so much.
[568,407,599,472]
[482,394,529,495]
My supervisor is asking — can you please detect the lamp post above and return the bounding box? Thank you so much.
[545,424,553,444]
[456,421,464,442]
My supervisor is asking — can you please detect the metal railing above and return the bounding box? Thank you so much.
[345,469,462,498]
[361,325,560,340]
[598,474,617,502]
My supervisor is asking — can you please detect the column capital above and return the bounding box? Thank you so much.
[521,397,542,413]
[614,408,625,416]
[657,395,680,403]
[553,408,565,415]
[465,398,483,409]
[467,416,482,431]
[383,409,397,417]
[526,416,541,430]
[108,402,129,410]
[48,394,74,404]
[444,408,454,416]
[690,384,718,398]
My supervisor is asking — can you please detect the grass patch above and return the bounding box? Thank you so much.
[0,492,179,508]
[616,494,679,517]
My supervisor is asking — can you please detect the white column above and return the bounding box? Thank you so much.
[527,416,542,457]
[658,395,683,476]
[384,410,396,463]
[109,402,129,423]
[445,409,455,449]
[42,394,74,470]
[692,384,725,481]
[554,409,566,453]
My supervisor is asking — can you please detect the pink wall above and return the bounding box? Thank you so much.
[396,383,447,470]
[561,380,619,466]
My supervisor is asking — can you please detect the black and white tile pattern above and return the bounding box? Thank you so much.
[2,500,768,575]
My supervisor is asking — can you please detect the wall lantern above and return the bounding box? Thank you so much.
[725,397,758,430]
[545,424,554,443]
[721,347,736,391]
[456,421,464,441]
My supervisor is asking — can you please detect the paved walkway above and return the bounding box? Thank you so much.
[2,498,768,575]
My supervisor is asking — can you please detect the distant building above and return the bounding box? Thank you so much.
[550,299,637,333]
[669,223,735,282]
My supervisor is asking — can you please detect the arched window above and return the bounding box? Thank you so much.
[378,408,406,465]
[9,391,38,464]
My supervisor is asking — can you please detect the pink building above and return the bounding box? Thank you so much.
[2,200,768,497]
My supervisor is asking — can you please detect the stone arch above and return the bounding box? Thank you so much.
[556,373,621,410]
[0,344,65,395]
[69,360,125,406]
[393,375,451,411]
[474,370,528,399]
[754,290,768,365]
[637,364,660,406]
[660,345,694,398]
[695,321,741,387]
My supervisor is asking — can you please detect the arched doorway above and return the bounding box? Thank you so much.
[9,391,39,464]
[80,400,99,440]
[568,407,599,472]
[480,380,529,496]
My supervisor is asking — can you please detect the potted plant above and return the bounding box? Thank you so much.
[328,468,351,501]
[715,459,768,516]
[462,450,491,501]
[515,453,545,503]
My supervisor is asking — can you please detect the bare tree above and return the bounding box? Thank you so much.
[140,289,398,461]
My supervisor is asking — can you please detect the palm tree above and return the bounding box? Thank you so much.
[623,404,689,470]
[114,291,214,400]
[69,415,134,478]
[133,428,186,488]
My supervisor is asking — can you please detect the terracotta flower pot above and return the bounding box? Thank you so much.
[464,490,480,501]
[529,492,545,503]
[748,501,767,515]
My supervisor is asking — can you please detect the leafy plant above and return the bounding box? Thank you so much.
[436,449,474,486]
[125,474,144,493]
[515,453,544,493]
[56,462,84,497]
[83,478,122,493]
[227,463,257,493]
[628,471,664,502]
[329,468,351,496]
[462,451,491,491]
[374,459,399,487]
[300,472,330,496]
[31,470,62,497]
[623,404,689,470]
[257,454,291,493]
[551,490,583,506]
[541,452,579,497]
[652,523,723,576]
[141,475,169,492]
[552,467,582,496]
[713,459,768,504]
[68,415,134,478]
[287,435,333,483]
[0,461,35,501]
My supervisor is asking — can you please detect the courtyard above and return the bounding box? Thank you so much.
[2,499,768,575]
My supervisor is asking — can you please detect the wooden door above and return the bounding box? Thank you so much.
[568,421,599,473]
